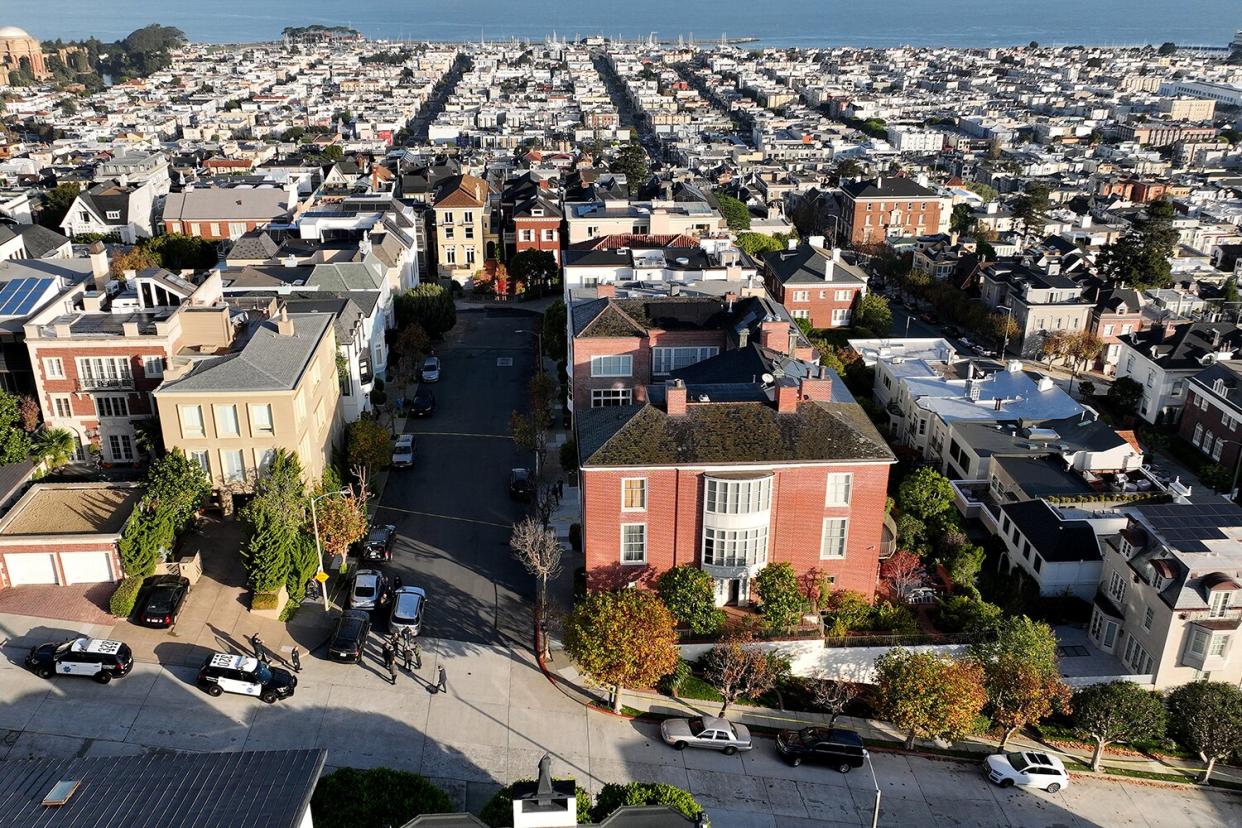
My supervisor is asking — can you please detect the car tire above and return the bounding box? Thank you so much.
[1045,782,1061,793]
[260,691,278,704]
[723,746,738,756]
[788,756,802,767]
[837,762,853,774]
[35,667,52,679]
[673,741,687,751]
[999,778,1014,788]
[205,684,223,697]
[94,671,112,685]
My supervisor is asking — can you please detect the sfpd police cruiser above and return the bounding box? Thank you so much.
[25,637,134,684]
[196,652,297,703]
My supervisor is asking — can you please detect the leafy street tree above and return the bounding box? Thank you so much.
[656,565,724,634]
[701,633,776,717]
[563,589,680,713]
[541,299,568,360]
[0,391,32,464]
[881,550,924,601]
[311,767,452,828]
[591,782,707,824]
[346,418,392,476]
[395,322,431,384]
[510,517,564,656]
[1165,681,1242,783]
[314,488,368,561]
[1071,681,1167,772]
[1107,376,1144,413]
[897,466,956,522]
[145,233,218,271]
[754,562,807,633]
[1095,200,1179,291]
[715,192,752,230]
[109,246,159,278]
[395,283,456,338]
[17,395,39,432]
[855,293,893,335]
[970,616,1071,750]
[507,249,559,297]
[1158,41,1177,55]
[950,203,976,236]
[810,677,858,727]
[873,648,987,749]
[735,231,794,256]
[509,372,557,513]
[932,594,1003,634]
[240,449,307,595]
[609,143,649,195]
[38,183,80,230]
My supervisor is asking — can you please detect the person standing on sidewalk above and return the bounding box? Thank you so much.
[290,646,301,673]
[382,641,397,685]
[436,665,447,693]
[250,634,266,662]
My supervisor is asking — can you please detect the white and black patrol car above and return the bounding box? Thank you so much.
[25,637,134,684]
[196,652,296,703]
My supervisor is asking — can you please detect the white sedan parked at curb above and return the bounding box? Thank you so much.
[984,751,1071,793]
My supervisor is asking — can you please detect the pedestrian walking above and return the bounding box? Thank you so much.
[411,638,422,670]
[250,634,266,662]
[290,646,301,673]
[388,657,398,685]
[402,642,414,672]
[382,642,397,685]
[556,479,564,500]
[436,665,447,693]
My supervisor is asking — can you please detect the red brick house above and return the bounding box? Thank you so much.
[762,242,868,329]
[1090,287,1145,376]
[840,177,943,246]
[577,372,895,603]
[501,173,563,263]
[1177,361,1242,475]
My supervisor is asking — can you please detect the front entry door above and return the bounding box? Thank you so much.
[727,579,741,606]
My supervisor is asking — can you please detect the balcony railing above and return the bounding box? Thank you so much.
[76,377,135,392]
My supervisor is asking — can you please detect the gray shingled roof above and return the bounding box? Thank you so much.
[763,245,867,287]
[158,313,332,393]
[307,262,384,291]
[0,748,325,828]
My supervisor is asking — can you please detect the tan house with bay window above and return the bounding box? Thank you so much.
[431,174,489,284]
[153,309,342,492]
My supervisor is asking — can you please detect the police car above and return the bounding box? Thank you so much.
[196,652,296,703]
[25,637,133,684]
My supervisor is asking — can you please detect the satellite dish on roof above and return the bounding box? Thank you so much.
[760,373,775,385]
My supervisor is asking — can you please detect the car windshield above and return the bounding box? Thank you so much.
[688,717,705,736]
[254,663,273,683]
[1005,753,1029,771]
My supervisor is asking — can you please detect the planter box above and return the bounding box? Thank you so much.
[249,585,288,619]
[154,552,202,586]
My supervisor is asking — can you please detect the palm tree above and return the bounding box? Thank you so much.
[32,428,76,469]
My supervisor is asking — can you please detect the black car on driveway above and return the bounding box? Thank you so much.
[775,727,868,772]
[408,386,436,417]
[328,610,371,662]
[358,524,396,562]
[138,575,191,628]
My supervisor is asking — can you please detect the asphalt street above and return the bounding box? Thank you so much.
[378,307,541,646]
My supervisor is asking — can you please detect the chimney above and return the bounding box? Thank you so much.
[473,183,482,202]
[786,238,798,251]
[808,234,825,249]
[88,241,109,291]
[799,366,833,401]
[666,379,688,416]
[775,380,800,413]
[595,283,616,298]
[359,230,372,257]
[876,175,883,189]
[760,319,790,354]
[275,306,295,336]
[725,291,737,312]
[283,255,298,268]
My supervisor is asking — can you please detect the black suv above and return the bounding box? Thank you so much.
[509,468,534,501]
[408,386,436,417]
[775,727,868,772]
[26,637,133,684]
[328,609,371,662]
[359,524,396,562]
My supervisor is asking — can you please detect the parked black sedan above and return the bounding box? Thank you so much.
[138,576,191,628]
[509,467,535,502]
[327,610,371,662]
[408,386,436,417]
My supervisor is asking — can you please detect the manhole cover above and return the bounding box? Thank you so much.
[496,357,513,367]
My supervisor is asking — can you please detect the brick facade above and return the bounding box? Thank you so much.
[513,216,562,263]
[764,274,862,329]
[843,196,943,246]
[571,330,726,412]
[1178,385,1242,473]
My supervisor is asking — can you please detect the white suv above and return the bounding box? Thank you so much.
[984,751,1070,793]
[196,652,296,703]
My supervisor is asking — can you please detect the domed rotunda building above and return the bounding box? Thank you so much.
[0,26,49,81]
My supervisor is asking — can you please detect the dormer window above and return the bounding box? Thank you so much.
[1209,589,1232,619]
[1214,378,1228,395]
[531,208,544,216]
[106,210,120,220]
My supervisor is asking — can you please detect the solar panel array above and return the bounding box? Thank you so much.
[0,277,54,317]
[1140,501,1242,552]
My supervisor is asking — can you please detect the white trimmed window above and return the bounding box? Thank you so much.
[541,228,557,242]
[591,388,632,407]
[1193,423,1204,447]
[96,396,129,418]
[214,404,239,437]
[76,357,132,389]
[621,478,647,511]
[1209,590,1231,618]
[703,526,768,567]
[590,355,632,377]
[42,357,65,379]
[651,346,719,376]
[179,405,205,438]
[190,450,210,476]
[445,246,456,265]
[1123,637,1153,674]
[1210,635,1230,658]
[108,434,134,461]
[1143,606,1154,630]
[620,524,647,564]
[220,449,245,484]
[825,472,853,506]
[519,229,534,242]
[704,477,772,514]
[1108,570,1127,604]
[820,518,849,559]
[831,308,851,326]
[791,309,810,320]
[142,355,164,378]
[834,290,852,301]
[792,290,809,302]
[249,403,274,436]
[1212,438,1225,461]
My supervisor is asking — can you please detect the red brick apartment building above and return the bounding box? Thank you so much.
[1177,361,1242,474]
[762,242,868,329]
[577,373,895,604]
[840,177,943,245]
[501,173,563,263]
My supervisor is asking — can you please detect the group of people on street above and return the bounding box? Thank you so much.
[247,628,445,693]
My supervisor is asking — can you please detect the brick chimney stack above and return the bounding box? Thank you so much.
[595,283,616,298]
[775,380,800,413]
[666,379,688,416]
[760,319,790,354]
[800,366,833,402]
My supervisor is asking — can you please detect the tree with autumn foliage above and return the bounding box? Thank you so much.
[315,489,368,561]
[970,616,1071,750]
[109,245,159,278]
[873,648,987,750]
[881,550,924,601]
[346,417,392,476]
[564,589,680,713]
[700,632,777,717]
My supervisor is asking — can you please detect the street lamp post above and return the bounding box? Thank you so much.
[515,328,543,367]
[998,305,1015,357]
[310,488,352,611]
[866,749,882,828]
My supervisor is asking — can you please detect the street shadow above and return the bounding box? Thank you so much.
[0,623,98,663]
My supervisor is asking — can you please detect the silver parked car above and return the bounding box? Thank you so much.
[660,715,752,755]
[348,569,393,611]
[389,586,427,637]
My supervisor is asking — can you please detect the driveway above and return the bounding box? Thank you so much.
[378,307,541,646]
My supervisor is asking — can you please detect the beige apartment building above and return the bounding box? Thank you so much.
[153,308,343,492]
[432,174,489,283]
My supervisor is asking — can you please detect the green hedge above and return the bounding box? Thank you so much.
[311,768,451,828]
[591,783,707,825]
[250,592,280,611]
[479,779,592,826]
[109,576,143,618]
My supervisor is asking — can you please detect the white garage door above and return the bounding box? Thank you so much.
[5,553,58,586]
[60,552,114,585]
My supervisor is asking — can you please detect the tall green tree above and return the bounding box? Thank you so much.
[1096,200,1179,291]
[656,565,724,634]
[1071,681,1166,772]
[855,293,893,335]
[38,183,81,230]
[970,616,1071,750]
[240,449,307,595]
[609,144,649,195]
[1166,681,1242,783]
[346,418,392,476]
[563,589,680,713]
[897,467,956,522]
[1012,183,1050,242]
[396,283,456,338]
[541,299,567,361]
[754,562,807,633]
[949,203,976,236]
[0,391,32,464]
[507,249,559,297]
[714,192,752,230]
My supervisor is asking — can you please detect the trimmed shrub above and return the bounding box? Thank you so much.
[658,659,693,697]
[108,576,143,618]
[251,592,280,611]
[479,779,591,826]
[657,565,725,635]
[311,767,452,828]
[590,782,707,825]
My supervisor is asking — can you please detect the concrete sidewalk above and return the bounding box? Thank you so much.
[542,648,1242,788]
